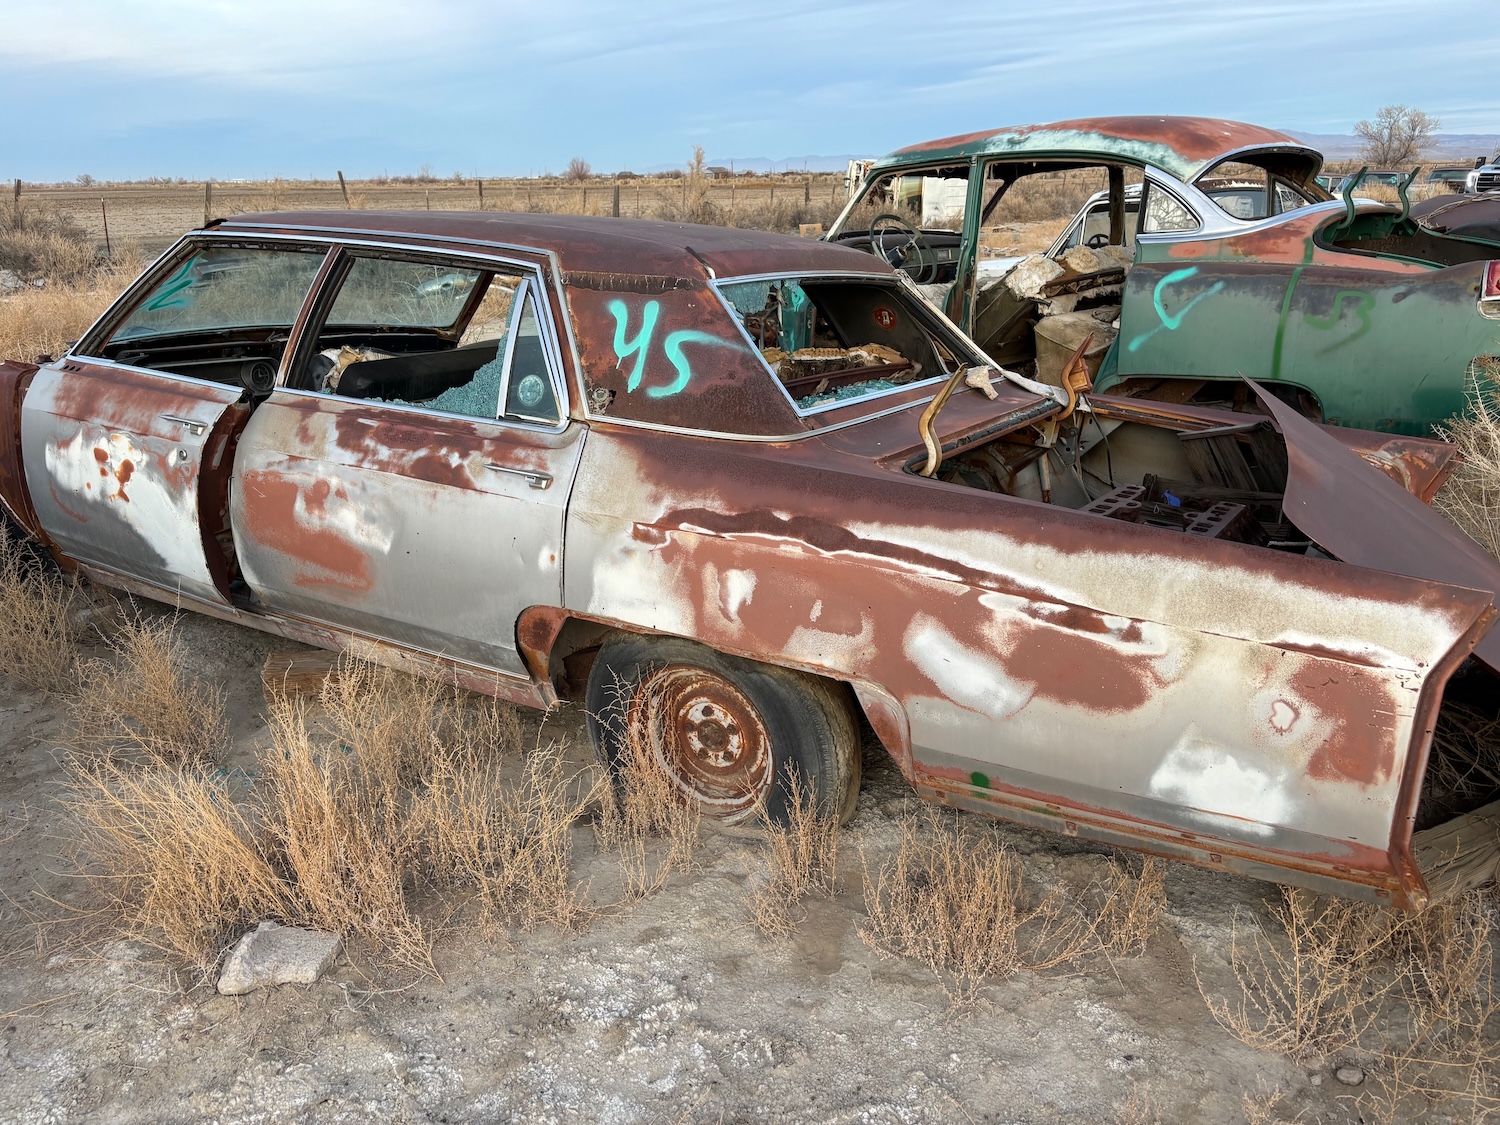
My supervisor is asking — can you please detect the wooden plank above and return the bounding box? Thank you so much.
[261,649,342,699]
[1413,797,1500,903]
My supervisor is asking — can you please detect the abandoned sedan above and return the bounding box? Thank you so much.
[5,211,1500,909]
[827,116,1500,436]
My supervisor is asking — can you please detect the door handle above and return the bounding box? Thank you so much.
[486,463,553,489]
[160,414,207,436]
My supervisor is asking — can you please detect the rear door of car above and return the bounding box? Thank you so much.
[19,240,330,605]
[228,247,581,679]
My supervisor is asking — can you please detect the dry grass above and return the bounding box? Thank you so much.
[62,652,595,975]
[0,527,78,692]
[0,200,96,286]
[592,679,699,902]
[1093,856,1167,957]
[1436,360,1500,559]
[748,772,840,936]
[66,613,228,765]
[60,756,289,967]
[859,812,1097,1006]
[1200,886,1500,1121]
[0,256,143,362]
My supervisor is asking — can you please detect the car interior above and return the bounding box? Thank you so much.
[718,277,970,409]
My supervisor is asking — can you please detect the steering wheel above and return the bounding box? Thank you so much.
[1085,232,1111,249]
[869,212,938,284]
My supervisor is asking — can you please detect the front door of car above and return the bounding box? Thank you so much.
[229,255,580,678]
[19,241,330,605]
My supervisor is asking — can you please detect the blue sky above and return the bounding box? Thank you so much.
[3,0,1496,182]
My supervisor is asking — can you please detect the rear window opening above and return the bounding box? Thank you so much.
[717,277,980,412]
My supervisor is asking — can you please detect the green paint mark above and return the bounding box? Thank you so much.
[1127,266,1226,353]
[970,771,991,789]
[1269,264,1305,382]
[652,329,736,399]
[142,255,200,312]
[1303,290,1375,354]
[607,298,659,392]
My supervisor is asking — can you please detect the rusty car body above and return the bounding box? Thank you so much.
[5,210,1500,909]
[826,116,1500,436]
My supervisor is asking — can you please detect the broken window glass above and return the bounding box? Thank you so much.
[1141,185,1198,234]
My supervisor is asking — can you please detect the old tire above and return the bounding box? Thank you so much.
[584,635,861,828]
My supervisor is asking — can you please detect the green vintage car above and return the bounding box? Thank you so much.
[827,116,1500,435]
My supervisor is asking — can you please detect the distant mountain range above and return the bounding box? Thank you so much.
[640,134,1500,176]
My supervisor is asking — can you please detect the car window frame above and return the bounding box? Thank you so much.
[708,269,992,420]
[72,236,339,364]
[272,240,572,435]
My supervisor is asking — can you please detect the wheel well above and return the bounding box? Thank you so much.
[522,613,911,768]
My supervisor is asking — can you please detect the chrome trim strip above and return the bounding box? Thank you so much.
[46,354,251,397]
[268,384,573,437]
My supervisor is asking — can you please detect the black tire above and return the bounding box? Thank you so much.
[585,634,861,828]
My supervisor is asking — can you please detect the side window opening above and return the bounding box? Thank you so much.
[86,243,328,392]
[298,256,561,425]
[1140,183,1199,234]
[719,278,974,410]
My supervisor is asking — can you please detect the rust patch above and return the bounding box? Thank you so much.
[237,469,374,593]
[1293,664,1397,785]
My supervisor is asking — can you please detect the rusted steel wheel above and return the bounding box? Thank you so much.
[585,635,861,828]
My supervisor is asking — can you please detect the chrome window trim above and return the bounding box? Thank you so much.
[707,269,991,420]
[1134,167,1204,239]
[267,383,576,438]
[41,354,254,397]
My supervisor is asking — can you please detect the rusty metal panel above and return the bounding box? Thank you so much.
[0,360,42,538]
[884,117,1315,183]
[20,360,242,604]
[230,390,584,677]
[564,279,807,437]
[562,422,1494,901]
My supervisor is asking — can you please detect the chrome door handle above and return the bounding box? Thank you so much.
[486,463,553,489]
[160,414,207,436]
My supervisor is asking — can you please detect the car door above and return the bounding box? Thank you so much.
[1114,168,1292,384]
[19,241,330,604]
[229,252,581,678]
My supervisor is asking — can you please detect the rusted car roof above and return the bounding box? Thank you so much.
[215,211,880,282]
[881,116,1317,182]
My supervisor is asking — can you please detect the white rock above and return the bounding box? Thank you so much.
[1004,254,1064,300]
[1334,1065,1364,1087]
[217,921,341,996]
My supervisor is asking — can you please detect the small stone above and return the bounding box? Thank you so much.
[1335,1065,1364,1087]
[217,921,341,996]
[1309,1073,1323,1086]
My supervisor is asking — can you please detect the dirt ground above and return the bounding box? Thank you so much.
[0,600,1454,1125]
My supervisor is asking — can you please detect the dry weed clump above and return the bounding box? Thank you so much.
[859,812,1096,1005]
[66,613,228,765]
[748,772,840,936]
[62,651,594,975]
[1201,886,1500,1120]
[1093,856,1167,957]
[1436,359,1500,558]
[0,526,78,692]
[0,200,96,286]
[60,756,289,967]
[593,681,699,901]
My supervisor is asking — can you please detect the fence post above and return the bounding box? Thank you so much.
[337,171,350,207]
[804,178,811,204]
[204,181,214,224]
[612,184,620,217]
[478,179,484,209]
[12,179,19,206]
[100,197,111,257]
[425,190,430,210]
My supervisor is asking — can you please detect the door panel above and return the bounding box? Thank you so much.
[230,391,583,676]
[20,360,242,604]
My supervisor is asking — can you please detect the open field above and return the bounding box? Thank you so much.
[5,597,1500,1124]
[3,169,1500,1125]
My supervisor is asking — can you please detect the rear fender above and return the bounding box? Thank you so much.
[0,360,44,539]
